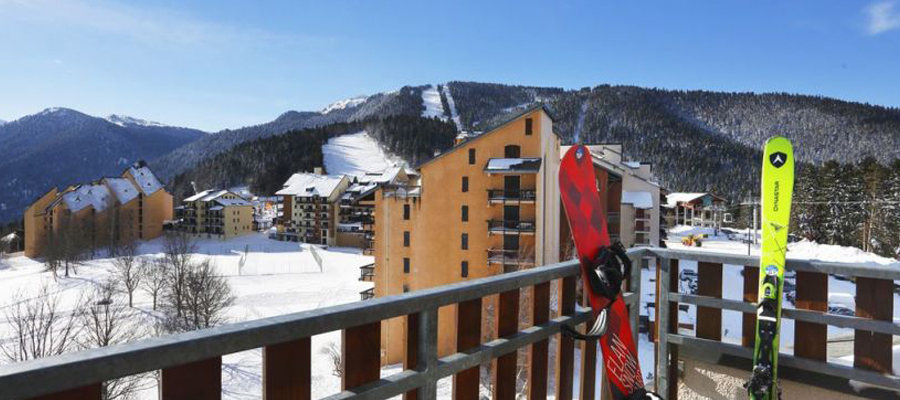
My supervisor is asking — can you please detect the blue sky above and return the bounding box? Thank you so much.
[1,0,898,131]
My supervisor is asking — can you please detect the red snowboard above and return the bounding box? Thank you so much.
[559,145,645,399]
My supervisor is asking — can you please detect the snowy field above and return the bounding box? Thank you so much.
[0,233,374,399]
[421,85,446,120]
[322,131,406,177]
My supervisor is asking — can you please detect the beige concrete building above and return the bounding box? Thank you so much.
[24,161,173,258]
[664,192,727,228]
[275,172,350,245]
[373,104,562,363]
[174,189,253,239]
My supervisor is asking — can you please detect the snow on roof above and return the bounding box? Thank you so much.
[484,158,542,172]
[621,191,654,209]
[62,184,111,213]
[215,198,251,207]
[1,232,18,243]
[623,161,642,169]
[666,192,707,208]
[128,165,163,196]
[208,205,224,211]
[184,189,232,203]
[276,173,345,197]
[103,177,139,204]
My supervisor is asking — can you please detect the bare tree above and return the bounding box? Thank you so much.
[44,216,87,278]
[79,281,144,399]
[0,285,82,362]
[140,258,167,311]
[163,259,234,332]
[320,342,343,378]
[161,232,197,317]
[112,242,142,307]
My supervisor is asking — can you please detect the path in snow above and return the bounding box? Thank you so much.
[322,131,405,177]
[421,85,446,120]
[440,83,462,130]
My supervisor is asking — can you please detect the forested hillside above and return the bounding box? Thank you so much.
[168,115,456,200]
[151,86,429,181]
[444,82,900,202]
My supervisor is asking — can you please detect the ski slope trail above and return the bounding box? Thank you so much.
[322,131,406,177]
[421,85,446,120]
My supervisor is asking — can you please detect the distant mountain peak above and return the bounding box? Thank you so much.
[321,95,368,114]
[37,107,82,117]
[106,114,167,128]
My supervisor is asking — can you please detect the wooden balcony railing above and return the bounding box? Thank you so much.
[487,219,536,234]
[487,189,536,203]
[0,254,643,400]
[359,263,375,282]
[651,247,900,399]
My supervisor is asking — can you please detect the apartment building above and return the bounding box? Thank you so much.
[275,172,350,245]
[664,192,728,228]
[174,189,253,239]
[337,167,416,252]
[24,161,173,258]
[559,145,662,268]
[373,104,562,363]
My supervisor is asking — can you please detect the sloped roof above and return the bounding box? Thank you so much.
[184,189,230,202]
[62,183,111,213]
[621,191,654,209]
[276,173,346,197]
[665,192,708,208]
[416,103,557,170]
[215,198,251,207]
[103,177,139,204]
[128,165,164,196]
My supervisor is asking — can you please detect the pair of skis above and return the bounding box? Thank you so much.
[559,138,793,400]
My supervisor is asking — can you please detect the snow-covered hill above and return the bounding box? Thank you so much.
[322,131,407,177]
[421,85,446,120]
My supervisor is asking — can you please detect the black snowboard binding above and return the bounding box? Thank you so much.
[624,388,665,400]
[563,241,631,341]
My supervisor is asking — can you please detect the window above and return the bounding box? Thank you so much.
[403,285,410,293]
[403,258,410,274]
[461,233,468,250]
[462,176,469,192]
[403,204,410,220]
[525,118,533,135]
[461,261,469,278]
[461,205,468,222]
[468,148,476,165]
[504,145,521,158]
[404,231,410,247]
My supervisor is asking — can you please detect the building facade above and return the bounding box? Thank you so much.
[275,172,350,246]
[664,192,728,228]
[174,189,253,240]
[24,161,173,258]
[373,105,562,363]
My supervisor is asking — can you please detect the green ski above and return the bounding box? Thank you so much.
[745,136,794,399]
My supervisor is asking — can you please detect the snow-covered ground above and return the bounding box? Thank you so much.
[0,233,374,399]
[322,131,406,177]
[421,85,446,120]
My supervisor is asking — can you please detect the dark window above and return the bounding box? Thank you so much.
[461,205,469,222]
[403,204,410,220]
[403,258,410,273]
[403,285,410,293]
[468,148,476,165]
[504,145,521,158]
[461,233,468,250]
[403,231,410,247]
[461,261,469,278]
[462,176,469,192]
[525,118,533,135]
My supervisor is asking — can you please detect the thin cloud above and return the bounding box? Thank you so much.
[0,0,331,48]
[864,1,900,35]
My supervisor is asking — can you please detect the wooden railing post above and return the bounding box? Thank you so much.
[405,313,421,400]
[161,357,222,400]
[415,309,439,400]
[696,262,722,341]
[30,384,102,400]
[741,266,759,348]
[854,277,893,373]
[529,282,550,400]
[555,276,576,400]
[794,271,827,361]
[263,338,311,400]
[342,322,381,390]
[655,258,679,400]
[493,289,520,400]
[454,299,482,400]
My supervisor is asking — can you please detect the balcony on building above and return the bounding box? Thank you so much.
[358,263,374,282]
[487,219,536,235]
[486,248,535,268]
[383,184,421,199]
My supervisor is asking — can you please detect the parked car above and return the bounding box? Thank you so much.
[680,269,698,282]
[828,304,855,316]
